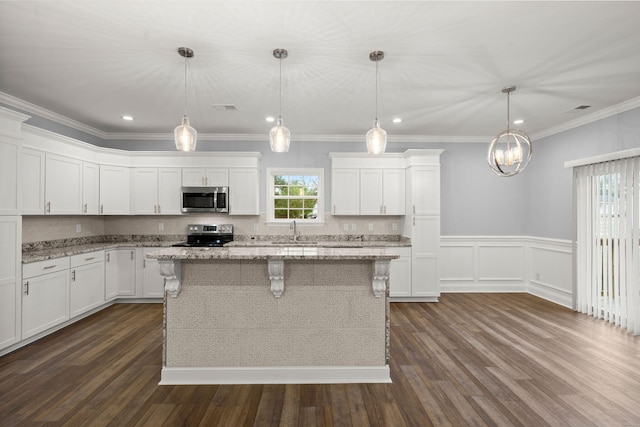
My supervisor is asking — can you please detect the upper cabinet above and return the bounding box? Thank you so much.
[45,153,83,215]
[182,168,228,187]
[131,168,181,215]
[21,148,45,215]
[329,153,406,216]
[82,162,99,215]
[228,168,259,215]
[100,165,129,215]
[0,108,28,216]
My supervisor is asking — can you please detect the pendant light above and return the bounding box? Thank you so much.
[486,86,532,177]
[174,47,197,152]
[269,48,290,153]
[366,50,387,154]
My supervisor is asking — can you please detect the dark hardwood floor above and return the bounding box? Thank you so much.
[1,293,640,426]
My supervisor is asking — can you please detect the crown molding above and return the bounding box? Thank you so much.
[3,90,639,145]
[531,95,640,141]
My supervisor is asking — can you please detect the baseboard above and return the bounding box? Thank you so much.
[159,366,392,385]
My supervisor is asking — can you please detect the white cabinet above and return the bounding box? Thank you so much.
[387,247,413,298]
[82,161,99,214]
[331,169,360,215]
[359,169,405,215]
[229,168,259,215]
[182,168,228,187]
[131,168,181,214]
[141,248,164,298]
[22,257,70,339]
[105,249,136,299]
[0,216,21,350]
[0,123,23,215]
[402,150,443,302]
[100,165,130,214]
[21,148,45,215]
[69,252,105,318]
[45,153,83,214]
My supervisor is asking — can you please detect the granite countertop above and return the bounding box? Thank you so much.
[22,234,410,264]
[145,246,400,261]
[22,240,181,264]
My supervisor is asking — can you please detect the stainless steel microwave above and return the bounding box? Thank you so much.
[181,187,229,213]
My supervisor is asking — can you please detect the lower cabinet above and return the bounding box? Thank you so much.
[141,248,165,298]
[387,247,412,298]
[69,252,105,318]
[22,258,70,339]
[105,249,136,300]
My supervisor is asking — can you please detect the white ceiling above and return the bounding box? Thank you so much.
[1,1,640,143]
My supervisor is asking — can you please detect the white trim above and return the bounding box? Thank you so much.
[564,147,640,169]
[159,366,391,385]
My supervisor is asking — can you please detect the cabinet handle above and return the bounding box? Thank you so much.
[24,281,29,295]
[157,205,161,214]
[72,270,76,281]
[333,205,335,214]
[143,259,146,268]
[413,217,415,226]
[106,253,110,262]
[46,201,51,213]
[101,204,104,214]
[154,205,157,214]
[131,250,134,260]
[83,203,87,213]
[85,256,95,261]
[43,265,57,270]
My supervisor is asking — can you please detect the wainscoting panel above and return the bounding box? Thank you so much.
[440,236,573,308]
[528,237,573,308]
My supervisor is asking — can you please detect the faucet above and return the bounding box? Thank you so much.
[290,220,299,241]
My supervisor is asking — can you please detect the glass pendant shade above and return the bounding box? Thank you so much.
[269,117,290,152]
[366,119,387,154]
[487,86,532,177]
[174,115,197,151]
[487,129,532,176]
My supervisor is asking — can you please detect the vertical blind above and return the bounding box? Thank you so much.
[575,156,640,335]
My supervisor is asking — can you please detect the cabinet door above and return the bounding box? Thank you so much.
[182,168,206,187]
[382,169,406,215]
[205,169,229,186]
[105,249,136,299]
[410,216,440,297]
[142,249,164,298]
[45,153,83,214]
[21,148,45,215]
[0,217,21,350]
[131,168,159,214]
[229,168,259,215]
[22,270,69,339]
[100,165,130,214]
[388,247,412,297]
[158,168,182,214]
[331,169,359,215]
[360,169,384,215]
[82,161,100,214]
[0,137,19,215]
[408,166,440,216]
[70,260,105,318]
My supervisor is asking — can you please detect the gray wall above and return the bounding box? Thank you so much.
[526,106,640,240]
[10,104,640,241]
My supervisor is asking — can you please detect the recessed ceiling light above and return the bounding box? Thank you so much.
[392,118,402,124]
[121,115,134,121]
[265,116,275,123]
[513,119,524,125]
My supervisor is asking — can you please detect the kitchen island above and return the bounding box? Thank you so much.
[146,246,398,385]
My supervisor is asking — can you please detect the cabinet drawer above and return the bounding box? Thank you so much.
[70,251,104,268]
[23,257,70,279]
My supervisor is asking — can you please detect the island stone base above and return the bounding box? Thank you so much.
[160,259,390,384]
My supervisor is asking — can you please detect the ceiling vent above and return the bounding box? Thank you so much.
[211,104,238,111]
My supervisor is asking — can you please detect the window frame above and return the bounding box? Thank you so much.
[266,168,325,224]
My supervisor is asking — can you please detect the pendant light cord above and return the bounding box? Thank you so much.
[183,54,188,117]
[375,59,379,121]
[279,56,283,119]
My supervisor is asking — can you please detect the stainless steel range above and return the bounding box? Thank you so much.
[172,224,234,247]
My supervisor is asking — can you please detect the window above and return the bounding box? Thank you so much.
[267,168,324,223]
